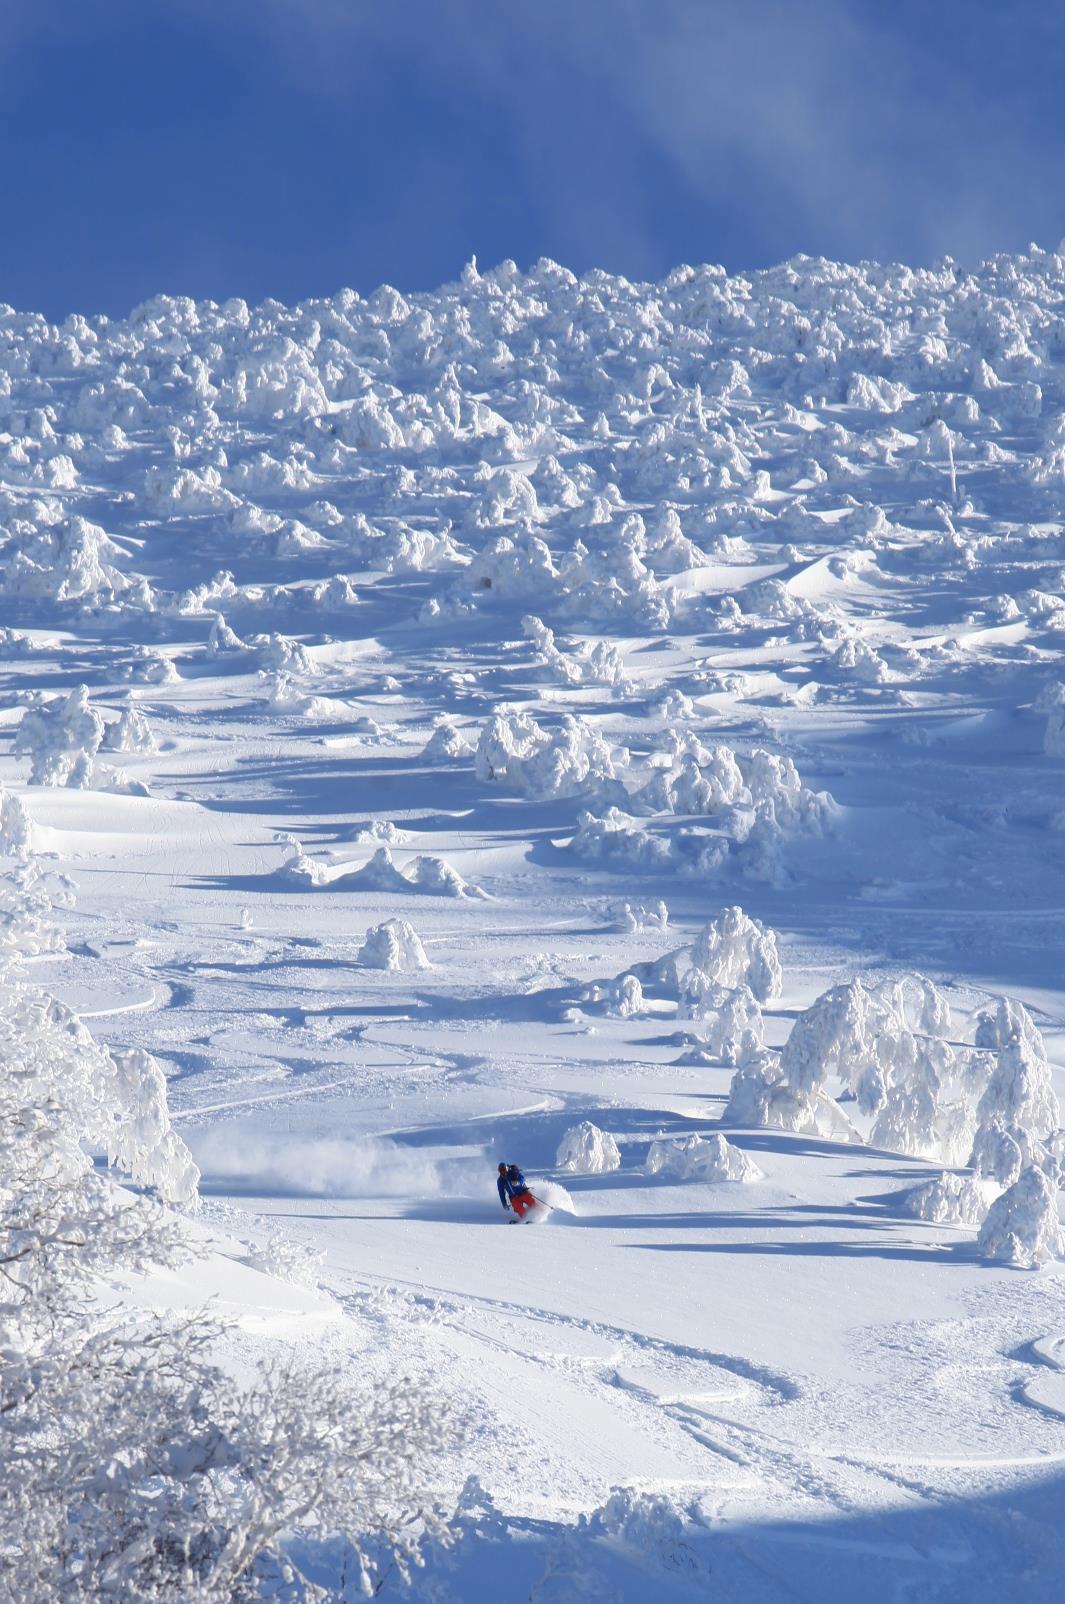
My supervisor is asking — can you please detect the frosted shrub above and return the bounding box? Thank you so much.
[207,611,248,654]
[555,1121,622,1174]
[476,707,620,800]
[278,838,330,887]
[403,853,487,899]
[901,1171,1000,1227]
[646,1131,763,1182]
[102,1047,201,1204]
[0,787,35,860]
[357,918,431,971]
[522,614,627,688]
[0,968,455,1600]
[689,905,782,1003]
[15,684,105,787]
[967,1114,1056,1187]
[976,1036,1060,1138]
[723,1050,860,1142]
[977,1166,1065,1267]
[973,995,1047,1056]
[331,846,485,898]
[102,705,157,754]
[244,1230,326,1289]
[679,982,763,1065]
[570,807,674,869]
[614,898,670,931]
[422,717,474,760]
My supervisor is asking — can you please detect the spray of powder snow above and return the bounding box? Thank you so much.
[526,1180,578,1222]
[188,1129,486,1199]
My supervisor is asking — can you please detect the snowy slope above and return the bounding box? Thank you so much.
[4,251,1065,1597]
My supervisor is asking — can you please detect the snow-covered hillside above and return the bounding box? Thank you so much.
[5,250,1065,1598]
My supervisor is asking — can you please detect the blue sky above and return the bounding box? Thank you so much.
[3,0,1065,318]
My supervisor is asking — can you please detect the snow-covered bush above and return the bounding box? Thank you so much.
[679,982,763,1065]
[0,873,457,1597]
[613,898,669,931]
[277,837,331,886]
[722,1049,861,1142]
[476,707,621,800]
[646,1131,763,1182]
[900,1171,1000,1227]
[584,971,645,1018]
[421,717,474,760]
[688,905,782,1003]
[357,918,431,971]
[15,684,105,786]
[102,704,157,754]
[0,787,35,860]
[977,1165,1065,1267]
[555,1121,622,1174]
[243,1230,326,1290]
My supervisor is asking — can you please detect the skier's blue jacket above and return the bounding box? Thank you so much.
[497,1167,527,1207]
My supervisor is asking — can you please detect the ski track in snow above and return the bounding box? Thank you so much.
[5,251,1065,1596]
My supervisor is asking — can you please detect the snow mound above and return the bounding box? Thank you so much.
[333,846,486,898]
[646,1132,763,1182]
[356,918,431,971]
[555,1121,622,1174]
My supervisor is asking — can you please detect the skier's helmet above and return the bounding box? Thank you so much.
[498,1162,508,1173]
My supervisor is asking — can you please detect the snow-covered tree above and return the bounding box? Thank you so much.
[15,685,105,787]
[0,892,455,1600]
[646,1132,763,1182]
[102,704,157,754]
[555,1122,621,1174]
[0,785,35,860]
[357,918,431,971]
[687,905,782,1003]
[977,1165,1065,1268]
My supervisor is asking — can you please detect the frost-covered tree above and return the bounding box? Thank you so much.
[678,981,763,1066]
[688,905,782,1003]
[102,704,157,754]
[0,785,35,859]
[646,1132,763,1182]
[555,1121,621,1174]
[976,1165,1065,1268]
[0,887,455,1600]
[357,917,431,971]
[15,684,105,787]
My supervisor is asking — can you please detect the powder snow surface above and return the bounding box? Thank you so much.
[4,251,1065,1599]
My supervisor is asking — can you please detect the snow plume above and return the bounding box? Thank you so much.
[188,1129,480,1199]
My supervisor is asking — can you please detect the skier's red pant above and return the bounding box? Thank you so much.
[511,1189,537,1219]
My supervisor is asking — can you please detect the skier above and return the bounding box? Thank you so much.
[497,1161,538,1220]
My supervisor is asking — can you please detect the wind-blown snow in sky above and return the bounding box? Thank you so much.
[3,0,1065,318]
